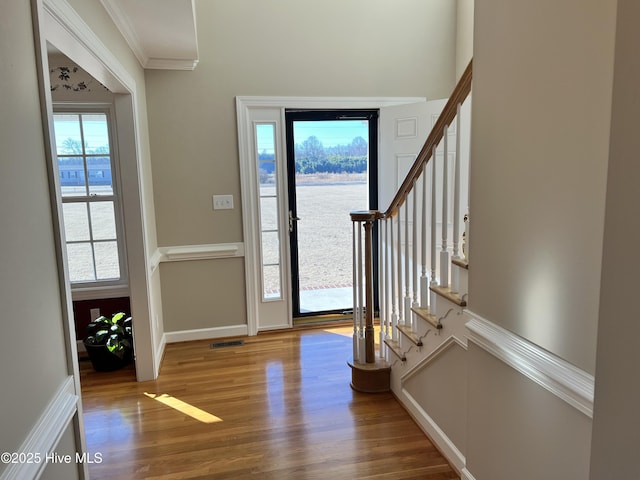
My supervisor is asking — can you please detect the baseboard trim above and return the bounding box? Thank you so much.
[164,325,249,343]
[155,334,167,376]
[465,310,594,418]
[0,376,78,480]
[461,468,477,480]
[400,387,466,473]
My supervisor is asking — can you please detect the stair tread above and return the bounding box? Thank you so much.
[452,257,469,269]
[383,338,406,362]
[430,285,467,307]
[397,324,424,345]
[410,307,442,329]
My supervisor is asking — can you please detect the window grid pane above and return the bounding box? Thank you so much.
[53,110,124,287]
[62,203,90,241]
[94,241,120,280]
[90,201,117,240]
[87,156,113,195]
[256,123,282,301]
[67,243,96,282]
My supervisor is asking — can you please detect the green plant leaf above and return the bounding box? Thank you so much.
[106,334,129,359]
[112,312,126,325]
[109,324,124,336]
[94,330,110,345]
[86,322,100,336]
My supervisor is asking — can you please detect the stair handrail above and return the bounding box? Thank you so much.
[382,60,472,219]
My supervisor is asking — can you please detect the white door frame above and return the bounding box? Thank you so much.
[236,96,426,335]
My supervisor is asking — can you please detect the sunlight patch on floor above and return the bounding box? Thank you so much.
[324,324,382,345]
[144,393,223,424]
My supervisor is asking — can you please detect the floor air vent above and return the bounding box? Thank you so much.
[210,340,244,349]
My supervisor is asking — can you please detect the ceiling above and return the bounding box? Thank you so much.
[100,0,199,70]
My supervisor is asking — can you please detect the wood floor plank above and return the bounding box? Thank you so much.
[80,327,459,479]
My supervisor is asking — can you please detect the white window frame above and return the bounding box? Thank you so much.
[52,103,129,300]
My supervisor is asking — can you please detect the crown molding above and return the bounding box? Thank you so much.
[99,0,199,71]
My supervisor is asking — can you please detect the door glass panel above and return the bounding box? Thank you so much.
[256,123,282,301]
[260,197,278,231]
[261,231,280,265]
[262,265,281,300]
[288,116,373,315]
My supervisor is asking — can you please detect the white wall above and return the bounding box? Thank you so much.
[145,0,459,334]
[590,0,640,476]
[467,0,619,477]
[469,0,617,374]
[456,0,474,80]
[0,0,80,475]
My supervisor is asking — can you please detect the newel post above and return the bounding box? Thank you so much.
[348,210,390,393]
[350,210,377,363]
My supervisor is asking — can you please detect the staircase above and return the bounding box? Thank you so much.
[349,61,473,473]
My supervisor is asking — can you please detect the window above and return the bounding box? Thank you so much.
[255,123,283,301]
[52,109,126,287]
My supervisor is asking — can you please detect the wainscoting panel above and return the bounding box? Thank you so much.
[465,310,594,417]
[399,338,468,472]
[0,377,78,480]
[465,341,592,480]
[403,339,467,453]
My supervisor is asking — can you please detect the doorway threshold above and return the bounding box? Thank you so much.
[293,313,353,327]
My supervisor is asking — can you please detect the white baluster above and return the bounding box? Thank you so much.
[451,104,462,293]
[404,198,412,329]
[390,217,398,342]
[412,178,419,332]
[379,218,386,356]
[420,165,429,309]
[440,125,450,288]
[453,104,462,259]
[357,220,365,362]
[430,145,438,308]
[397,208,403,328]
[352,221,358,361]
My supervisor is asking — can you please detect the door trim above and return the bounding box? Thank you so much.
[34,0,157,383]
[236,96,426,336]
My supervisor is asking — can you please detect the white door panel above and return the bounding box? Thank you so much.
[378,99,448,211]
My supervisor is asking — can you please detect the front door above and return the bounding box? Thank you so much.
[285,110,378,318]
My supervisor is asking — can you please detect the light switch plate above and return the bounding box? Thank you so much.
[213,194,234,210]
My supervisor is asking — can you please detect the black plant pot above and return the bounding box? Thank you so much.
[84,342,133,372]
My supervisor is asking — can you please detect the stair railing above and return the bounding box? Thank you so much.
[351,60,472,364]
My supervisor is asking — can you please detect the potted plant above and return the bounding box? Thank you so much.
[83,312,133,372]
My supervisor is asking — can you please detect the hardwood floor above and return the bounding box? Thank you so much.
[80,326,459,479]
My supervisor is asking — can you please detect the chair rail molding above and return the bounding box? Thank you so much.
[0,377,78,480]
[150,242,245,273]
[465,310,595,418]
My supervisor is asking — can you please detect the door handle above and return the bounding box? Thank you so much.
[289,210,301,233]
